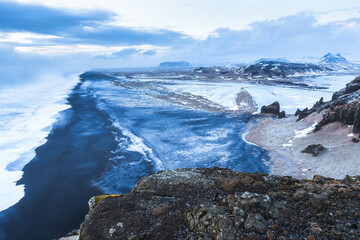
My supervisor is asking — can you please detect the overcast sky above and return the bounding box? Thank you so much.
[1,0,360,69]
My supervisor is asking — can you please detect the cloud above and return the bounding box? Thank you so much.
[179,13,360,63]
[0,1,190,47]
[0,1,113,34]
[62,25,189,46]
[110,48,158,58]
[1,3,360,67]
[0,2,192,46]
[111,48,139,57]
[143,49,157,55]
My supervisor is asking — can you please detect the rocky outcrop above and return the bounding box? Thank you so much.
[296,76,360,134]
[261,101,286,118]
[278,110,286,119]
[261,101,280,115]
[332,76,360,100]
[301,144,325,157]
[79,168,360,240]
[296,97,325,121]
[314,100,360,133]
[59,230,79,240]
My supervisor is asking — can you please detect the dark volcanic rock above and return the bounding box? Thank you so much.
[332,76,360,100]
[79,168,360,240]
[301,144,325,157]
[296,107,313,121]
[314,100,360,133]
[261,101,280,115]
[297,97,325,121]
[278,110,286,119]
[296,76,360,134]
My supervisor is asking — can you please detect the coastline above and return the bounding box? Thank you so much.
[0,74,79,212]
[245,114,360,179]
[0,82,119,240]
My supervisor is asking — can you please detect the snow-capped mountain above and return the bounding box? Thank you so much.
[193,53,360,78]
[237,61,331,77]
[319,53,360,71]
[319,53,349,64]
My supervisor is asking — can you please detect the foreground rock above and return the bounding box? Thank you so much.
[79,168,360,240]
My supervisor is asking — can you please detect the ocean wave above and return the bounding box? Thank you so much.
[0,73,79,211]
[111,121,165,171]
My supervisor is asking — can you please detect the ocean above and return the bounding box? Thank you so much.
[0,70,355,239]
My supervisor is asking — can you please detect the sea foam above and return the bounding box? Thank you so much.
[0,73,78,211]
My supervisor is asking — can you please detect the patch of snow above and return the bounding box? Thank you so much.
[294,122,317,139]
[109,228,116,237]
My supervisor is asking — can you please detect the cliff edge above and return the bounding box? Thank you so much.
[74,168,360,240]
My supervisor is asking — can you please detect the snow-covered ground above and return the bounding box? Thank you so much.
[162,74,356,114]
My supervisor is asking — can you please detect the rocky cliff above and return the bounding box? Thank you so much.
[76,168,360,240]
[296,76,360,134]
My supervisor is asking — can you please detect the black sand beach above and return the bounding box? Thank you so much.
[0,82,118,240]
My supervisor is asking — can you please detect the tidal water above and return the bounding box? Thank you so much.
[0,71,356,240]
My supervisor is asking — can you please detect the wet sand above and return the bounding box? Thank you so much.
[245,113,360,179]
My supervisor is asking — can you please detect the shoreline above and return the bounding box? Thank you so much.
[0,82,119,240]
[245,113,360,179]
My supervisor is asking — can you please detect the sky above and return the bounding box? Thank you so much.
[1,0,360,74]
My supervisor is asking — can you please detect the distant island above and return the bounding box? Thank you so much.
[158,61,192,68]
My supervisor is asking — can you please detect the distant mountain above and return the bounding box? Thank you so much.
[319,53,349,64]
[159,61,192,68]
[193,55,359,78]
[254,58,289,63]
[237,61,331,77]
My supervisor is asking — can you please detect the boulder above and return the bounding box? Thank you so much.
[261,101,280,115]
[301,144,325,157]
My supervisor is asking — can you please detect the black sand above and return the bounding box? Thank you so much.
[0,82,118,240]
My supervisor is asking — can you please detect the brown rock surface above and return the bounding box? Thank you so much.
[79,168,360,240]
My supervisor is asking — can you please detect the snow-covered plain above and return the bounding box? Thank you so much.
[163,74,356,114]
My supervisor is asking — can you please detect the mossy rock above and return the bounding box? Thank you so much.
[88,194,122,211]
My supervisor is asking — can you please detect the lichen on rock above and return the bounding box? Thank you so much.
[88,194,122,211]
[78,167,360,240]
